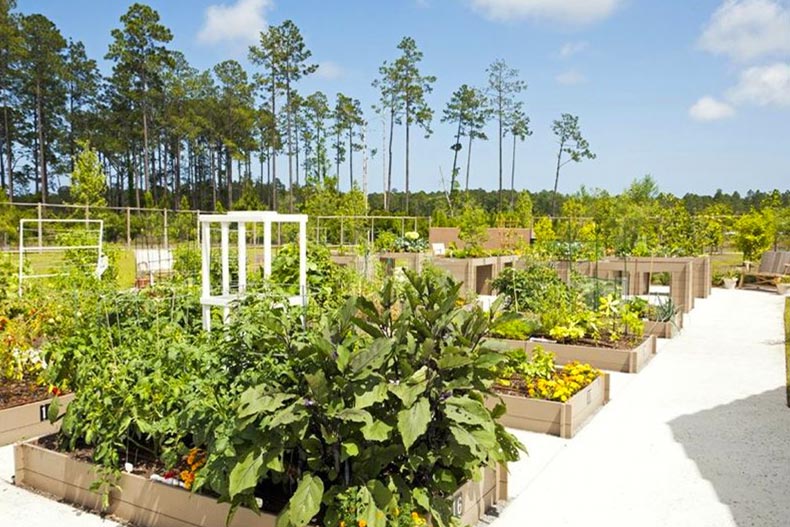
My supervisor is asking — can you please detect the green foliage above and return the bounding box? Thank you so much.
[47,270,524,527]
[734,209,775,262]
[491,264,570,315]
[488,315,540,341]
[270,242,350,311]
[456,199,488,254]
[69,141,107,208]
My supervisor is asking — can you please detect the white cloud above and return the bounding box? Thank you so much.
[197,0,272,45]
[689,96,736,121]
[315,61,344,81]
[699,0,790,62]
[470,0,621,24]
[555,70,587,85]
[727,62,790,106]
[559,41,588,58]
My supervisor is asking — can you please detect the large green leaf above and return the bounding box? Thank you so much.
[397,397,431,450]
[444,396,493,430]
[349,337,392,375]
[276,473,324,527]
[360,420,392,442]
[239,390,296,418]
[228,450,263,499]
[354,383,389,409]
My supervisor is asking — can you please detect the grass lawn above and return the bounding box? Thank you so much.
[710,252,743,278]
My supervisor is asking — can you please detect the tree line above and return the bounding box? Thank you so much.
[0,1,604,216]
[0,1,785,222]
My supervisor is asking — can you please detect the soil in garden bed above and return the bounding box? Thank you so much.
[531,335,643,350]
[35,434,292,516]
[0,377,51,410]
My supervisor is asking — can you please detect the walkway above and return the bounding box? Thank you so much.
[494,288,790,527]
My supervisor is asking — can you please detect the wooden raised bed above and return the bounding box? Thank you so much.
[0,393,74,447]
[492,335,657,374]
[643,312,682,339]
[492,373,610,438]
[14,440,506,527]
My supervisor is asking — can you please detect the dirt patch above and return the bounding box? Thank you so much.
[0,378,51,410]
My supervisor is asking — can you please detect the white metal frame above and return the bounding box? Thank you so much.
[198,210,308,331]
[18,218,104,297]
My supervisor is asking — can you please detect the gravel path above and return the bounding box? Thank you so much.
[1,288,787,527]
[494,288,790,527]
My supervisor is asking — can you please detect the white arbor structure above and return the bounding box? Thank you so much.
[198,211,308,331]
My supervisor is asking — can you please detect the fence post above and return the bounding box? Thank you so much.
[163,208,169,250]
[37,203,42,250]
[126,207,131,248]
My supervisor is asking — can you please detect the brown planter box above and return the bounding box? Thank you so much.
[0,393,74,446]
[14,441,506,527]
[492,335,657,374]
[491,373,610,438]
[643,312,682,339]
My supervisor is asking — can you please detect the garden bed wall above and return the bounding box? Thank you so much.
[492,335,657,373]
[429,227,533,251]
[0,394,74,446]
[433,255,520,295]
[581,258,695,314]
[491,373,610,438]
[14,441,506,527]
[643,312,682,339]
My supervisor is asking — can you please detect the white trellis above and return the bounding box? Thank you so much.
[17,218,105,297]
[198,210,308,331]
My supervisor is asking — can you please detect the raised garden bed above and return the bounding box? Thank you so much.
[14,439,506,527]
[0,393,74,446]
[491,373,610,438]
[492,335,657,373]
[643,312,682,339]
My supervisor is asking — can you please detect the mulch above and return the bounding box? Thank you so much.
[0,378,51,411]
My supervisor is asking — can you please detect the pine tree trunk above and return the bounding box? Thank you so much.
[226,146,233,209]
[551,142,564,217]
[497,100,503,211]
[450,119,462,200]
[510,133,517,209]
[36,80,47,204]
[348,127,353,190]
[465,134,473,194]
[142,104,150,195]
[4,105,13,201]
[405,104,411,215]
[386,109,395,212]
[286,78,293,213]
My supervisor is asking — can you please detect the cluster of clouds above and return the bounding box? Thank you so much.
[690,0,790,121]
[196,0,343,80]
[470,0,621,25]
[469,1,620,86]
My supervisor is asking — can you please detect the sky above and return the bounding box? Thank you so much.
[16,0,790,197]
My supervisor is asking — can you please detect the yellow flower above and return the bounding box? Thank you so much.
[340,522,346,527]
[358,520,367,527]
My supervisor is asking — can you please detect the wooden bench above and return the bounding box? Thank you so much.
[740,251,790,289]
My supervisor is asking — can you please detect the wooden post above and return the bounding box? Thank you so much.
[163,208,169,251]
[36,203,42,250]
[126,208,131,248]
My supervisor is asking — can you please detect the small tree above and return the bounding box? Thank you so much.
[550,114,595,216]
[457,199,488,254]
[70,141,106,208]
[734,210,775,263]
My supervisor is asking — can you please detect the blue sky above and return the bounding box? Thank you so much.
[17,0,790,196]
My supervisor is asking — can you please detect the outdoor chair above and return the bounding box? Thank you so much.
[739,250,790,289]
